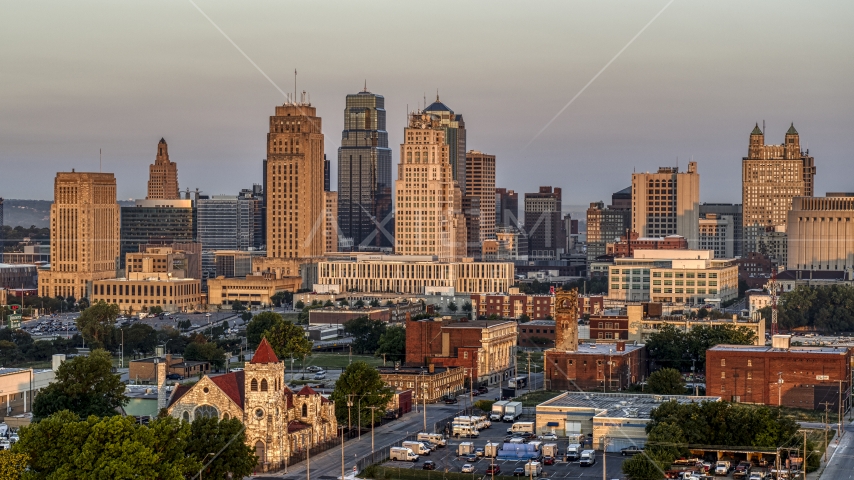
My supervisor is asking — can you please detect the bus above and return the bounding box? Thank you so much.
[508,376,528,389]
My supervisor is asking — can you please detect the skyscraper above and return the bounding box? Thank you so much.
[38,171,119,299]
[120,199,196,270]
[337,89,393,249]
[197,195,258,279]
[423,95,466,194]
[524,186,564,260]
[395,111,466,260]
[700,203,742,257]
[147,138,180,200]
[631,162,700,248]
[586,201,630,264]
[465,150,496,241]
[265,96,325,259]
[742,123,815,254]
[495,188,519,228]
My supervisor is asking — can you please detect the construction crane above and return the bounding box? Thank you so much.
[764,269,780,336]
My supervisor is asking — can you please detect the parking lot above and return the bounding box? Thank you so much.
[383,417,630,480]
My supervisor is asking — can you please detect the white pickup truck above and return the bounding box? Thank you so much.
[715,461,731,476]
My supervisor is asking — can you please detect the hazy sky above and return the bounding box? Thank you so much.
[2,0,853,210]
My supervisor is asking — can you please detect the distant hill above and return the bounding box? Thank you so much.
[2,199,135,228]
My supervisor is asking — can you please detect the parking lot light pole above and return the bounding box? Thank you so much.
[602,437,607,480]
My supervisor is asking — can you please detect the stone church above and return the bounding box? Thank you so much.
[165,338,338,471]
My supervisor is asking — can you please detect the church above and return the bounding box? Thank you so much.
[165,338,338,471]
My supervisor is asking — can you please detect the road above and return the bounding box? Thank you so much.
[813,420,852,479]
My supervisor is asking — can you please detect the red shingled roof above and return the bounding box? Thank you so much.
[209,370,246,408]
[296,385,318,396]
[250,338,279,364]
[168,384,192,408]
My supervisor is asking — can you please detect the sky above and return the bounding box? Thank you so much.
[2,0,853,213]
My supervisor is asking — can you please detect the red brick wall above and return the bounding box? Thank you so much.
[544,348,647,391]
[589,317,629,340]
[519,323,555,348]
[405,318,481,374]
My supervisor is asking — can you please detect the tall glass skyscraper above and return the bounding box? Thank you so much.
[337,89,393,249]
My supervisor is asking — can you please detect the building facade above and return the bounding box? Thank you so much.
[38,171,119,299]
[323,191,338,254]
[465,151,496,241]
[495,188,519,228]
[423,96,466,195]
[471,292,604,321]
[146,138,180,200]
[196,195,258,279]
[742,124,815,254]
[206,273,301,307]
[377,365,464,403]
[265,99,326,259]
[120,199,196,270]
[787,194,854,271]
[700,203,743,258]
[586,201,630,264]
[698,213,735,259]
[395,112,466,260]
[336,90,393,250]
[525,187,564,260]
[462,196,481,259]
[631,162,700,248]
[606,232,688,258]
[0,264,38,290]
[544,342,647,392]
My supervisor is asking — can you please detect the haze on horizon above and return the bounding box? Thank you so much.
[1,0,852,207]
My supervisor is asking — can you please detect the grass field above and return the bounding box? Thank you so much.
[515,390,563,407]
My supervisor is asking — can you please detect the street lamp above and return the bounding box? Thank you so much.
[199,452,216,480]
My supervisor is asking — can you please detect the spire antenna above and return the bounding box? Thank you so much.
[363,79,367,92]
[436,89,439,102]
[294,68,297,104]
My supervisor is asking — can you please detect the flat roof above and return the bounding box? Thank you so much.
[377,366,459,375]
[550,343,645,355]
[708,344,850,355]
[526,320,555,326]
[537,391,718,419]
[439,320,515,328]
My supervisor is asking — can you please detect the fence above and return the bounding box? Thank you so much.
[363,465,518,480]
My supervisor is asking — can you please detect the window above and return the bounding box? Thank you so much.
[250,379,258,391]
[747,359,752,367]
[598,333,603,339]
[598,322,604,328]
[302,403,308,417]
[182,411,190,422]
[721,358,726,366]
[721,372,726,379]
[463,351,468,359]
[261,379,268,391]
[721,385,726,393]
[195,405,219,419]
[747,372,752,380]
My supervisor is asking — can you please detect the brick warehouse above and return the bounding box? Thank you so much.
[544,342,647,391]
[405,316,516,386]
[706,335,852,411]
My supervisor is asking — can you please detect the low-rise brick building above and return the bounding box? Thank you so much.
[544,342,647,391]
[471,291,604,320]
[378,366,464,403]
[519,320,556,348]
[308,307,391,325]
[706,335,852,411]
[128,354,210,383]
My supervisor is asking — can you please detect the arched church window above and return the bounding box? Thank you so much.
[195,405,219,419]
[250,378,258,391]
[261,379,269,392]
[223,413,230,420]
[182,411,190,422]
[302,403,308,417]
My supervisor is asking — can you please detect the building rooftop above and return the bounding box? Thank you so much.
[550,343,645,355]
[526,320,556,326]
[439,319,515,329]
[537,391,718,419]
[377,365,459,375]
[708,344,850,355]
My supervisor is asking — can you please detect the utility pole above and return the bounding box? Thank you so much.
[340,426,345,480]
[803,430,807,480]
[422,371,427,431]
[527,351,531,396]
[602,437,607,480]
[347,395,353,431]
[368,406,378,463]
[778,372,784,406]
[839,379,844,440]
[305,431,312,480]
[820,401,831,460]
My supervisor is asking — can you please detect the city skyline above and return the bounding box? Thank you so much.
[2,1,852,204]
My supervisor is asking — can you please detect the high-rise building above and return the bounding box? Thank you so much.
[395,111,466,261]
[586,201,630,264]
[465,150,496,241]
[239,188,265,251]
[423,95,466,194]
[699,203,742,257]
[462,196,481,259]
[38,171,119,299]
[495,188,519,228]
[631,162,700,248]
[120,199,196,271]
[196,195,258,279]
[0,197,4,263]
[699,213,735,259]
[336,90,393,250]
[611,186,632,211]
[742,123,816,254]
[787,194,854,271]
[323,191,338,254]
[524,186,564,260]
[147,138,180,200]
[265,97,325,259]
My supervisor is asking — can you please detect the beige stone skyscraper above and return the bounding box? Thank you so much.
[265,98,325,259]
[38,171,119,299]
[742,123,816,254]
[465,150,496,241]
[146,138,180,200]
[395,112,466,261]
[631,162,700,249]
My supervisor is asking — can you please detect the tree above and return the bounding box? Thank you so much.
[385,300,394,307]
[370,299,380,308]
[241,311,252,322]
[123,323,158,356]
[621,452,672,480]
[246,311,284,347]
[462,301,472,313]
[184,341,227,371]
[375,325,405,362]
[263,319,313,361]
[149,306,163,316]
[270,291,293,308]
[645,324,688,370]
[324,300,334,307]
[231,300,246,312]
[646,368,686,395]
[295,300,305,310]
[339,299,350,307]
[686,324,755,369]
[354,299,365,308]
[697,307,709,319]
[343,316,386,354]
[76,301,120,347]
[447,301,458,313]
[331,361,394,425]
[32,349,127,419]
[518,314,531,323]
[185,416,256,479]
[0,451,28,480]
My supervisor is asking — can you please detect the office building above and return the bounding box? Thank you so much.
[0,197,3,262]
[323,191,338,254]
[120,199,196,270]
[2,245,50,265]
[586,201,629,263]
[0,264,38,290]
[606,232,688,257]
[395,111,467,260]
[238,188,265,251]
[336,89,393,250]
[138,242,201,281]
[146,138,180,200]
[742,123,815,254]
[38,171,119,299]
[206,273,301,308]
[631,162,700,248]
[317,254,514,295]
[214,250,264,278]
[525,186,564,260]
[196,195,258,279]
[495,188,519,228]
[465,151,496,241]
[265,96,325,259]
[610,186,632,211]
[700,203,742,257]
[698,213,735,259]
[787,194,854,271]
[378,365,464,403]
[462,195,481,259]
[757,226,787,266]
[423,95,466,194]
[471,291,603,321]
[126,247,192,279]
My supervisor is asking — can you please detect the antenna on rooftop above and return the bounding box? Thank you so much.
[762,119,765,135]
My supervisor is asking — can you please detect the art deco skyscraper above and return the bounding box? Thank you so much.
[631,162,700,248]
[38,171,120,299]
[337,89,393,249]
[423,95,466,194]
[265,96,325,259]
[742,123,816,254]
[395,112,466,261]
[147,138,180,200]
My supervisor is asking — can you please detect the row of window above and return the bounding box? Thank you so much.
[651,288,718,294]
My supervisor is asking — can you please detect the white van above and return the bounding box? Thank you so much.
[313,371,327,380]
[524,461,542,477]
[452,424,479,438]
[579,450,596,466]
[566,443,582,461]
[390,447,418,462]
[417,432,447,447]
[507,421,535,434]
[402,441,431,455]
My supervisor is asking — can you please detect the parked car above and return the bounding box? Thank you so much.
[475,448,484,457]
[466,455,478,463]
[166,373,183,380]
[444,396,458,404]
[621,445,644,456]
[513,467,525,476]
[422,461,436,470]
[543,456,555,466]
[477,386,489,394]
[733,461,752,478]
[305,366,322,372]
[461,464,474,473]
[539,433,558,441]
[486,465,501,475]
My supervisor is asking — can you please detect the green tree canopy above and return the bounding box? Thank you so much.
[331,361,394,426]
[184,341,227,371]
[375,325,405,362]
[246,311,284,347]
[76,301,120,347]
[184,416,257,479]
[0,451,28,480]
[447,301,458,312]
[295,300,305,309]
[231,300,246,312]
[263,318,313,361]
[646,368,686,395]
[32,349,127,419]
[343,316,386,354]
[646,323,756,371]
[122,323,158,356]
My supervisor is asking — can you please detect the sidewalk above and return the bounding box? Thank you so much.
[812,420,852,479]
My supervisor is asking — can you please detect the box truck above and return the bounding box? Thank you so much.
[566,444,583,461]
[490,401,509,421]
[484,442,501,458]
[507,421,535,434]
[390,447,418,462]
[402,441,431,455]
[541,443,559,458]
[458,442,475,456]
[503,401,523,422]
[416,433,447,447]
[524,461,543,477]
